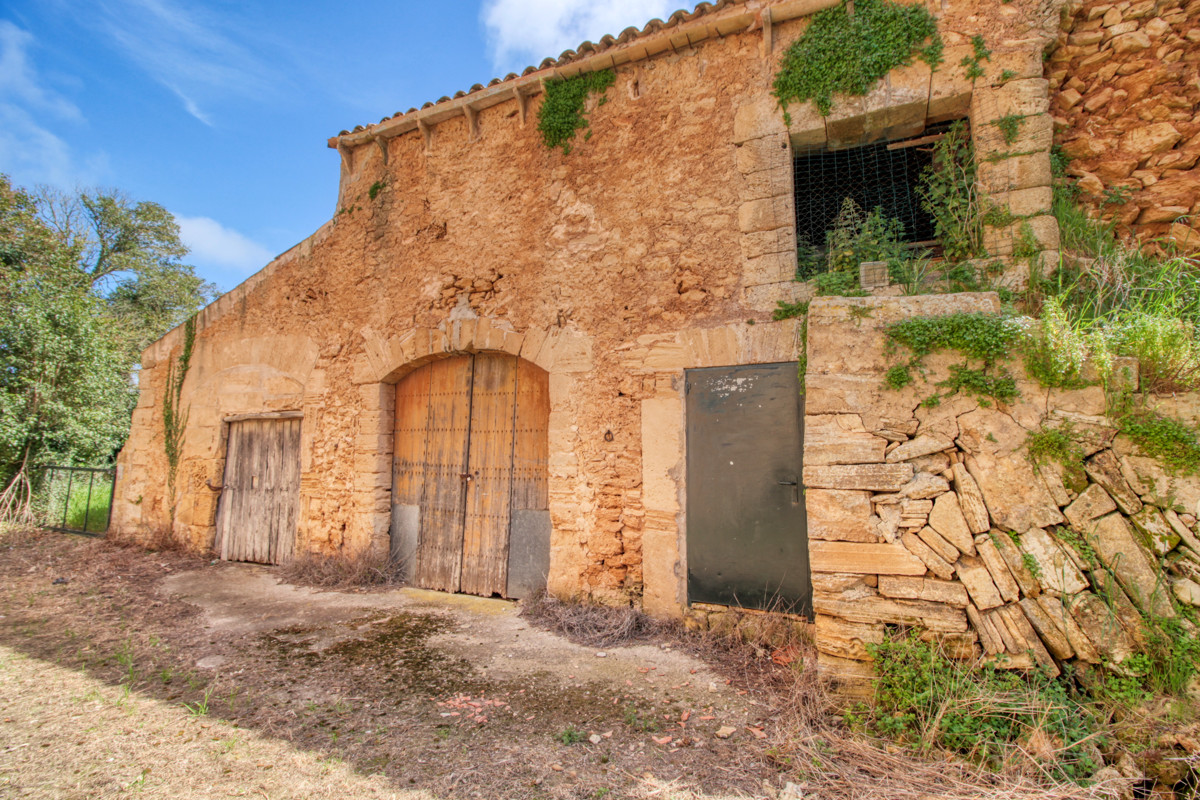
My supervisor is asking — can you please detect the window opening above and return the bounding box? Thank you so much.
[792,121,961,255]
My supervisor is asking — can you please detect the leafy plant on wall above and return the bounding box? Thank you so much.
[537,69,616,154]
[772,0,943,120]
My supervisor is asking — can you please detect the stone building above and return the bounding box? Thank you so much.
[115,0,1079,624]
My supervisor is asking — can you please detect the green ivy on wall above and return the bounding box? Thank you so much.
[537,69,616,154]
[771,0,943,119]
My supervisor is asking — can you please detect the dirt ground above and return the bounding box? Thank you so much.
[0,531,795,800]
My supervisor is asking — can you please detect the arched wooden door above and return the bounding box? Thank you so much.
[391,354,549,598]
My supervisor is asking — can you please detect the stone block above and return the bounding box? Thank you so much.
[803,463,914,492]
[733,95,788,144]
[1020,527,1090,596]
[783,100,828,150]
[991,186,1054,218]
[917,524,961,563]
[952,463,991,533]
[957,555,1004,610]
[965,453,1065,533]
[734,133,789,175]
[885,434,954,463]
[1064,483,1118,531]
[1018,597,1073,660]
[806,489,878,542]
[878,575,969,607]
[1120,122,1181,157]
[743,251,796,286]
[805,414,888,466]
[1129,506,1182,555]
[813,591,969,633]
[901,531,955,580]
[928,45,974,121]
[976,535,1021,603]
[975,79,1051,120]
[977,152,1054,194]
[737,196,789,234]
[1119,453,1200,516]
[996,604,1060,675]
[928,492,977,556]
[814,614,884,661]
[1085,450,1143,515]
[740,225,797,260]
[1087,513,1174,617]
[641,397,682,515]
[817,651,877,702]
[808,541,927,576]
[1035,593,1100,663]
[1069,591,1138,664]
[990,529,1041,597]
[966,603,1004,655]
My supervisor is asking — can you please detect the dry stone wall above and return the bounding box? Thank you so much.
[805,293,1200,699]
[1050,0,1200,251]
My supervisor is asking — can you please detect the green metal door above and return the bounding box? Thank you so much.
[685,363,810,615]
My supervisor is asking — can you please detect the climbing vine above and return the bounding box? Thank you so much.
[771,0,943,119]
[162,314,196,525]
[537,69,616,154]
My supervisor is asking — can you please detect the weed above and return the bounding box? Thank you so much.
[994,114,1023,146]
[999,68,1017,82]
[772,0,941,118]
[183,687,213,717]
[1119,410,1200,475]
[884,364,913,390]
[1025,423,1087,487]
[772,299,809,321]
[961,34,991,80]
[368,179,387,201]
[537,69,616,154]
[1022,552,1043,581]
[557,725,584,745]
[862,630,1099,780]
[623,704,660,733]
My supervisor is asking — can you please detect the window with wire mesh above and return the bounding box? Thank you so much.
[793,122,957,271]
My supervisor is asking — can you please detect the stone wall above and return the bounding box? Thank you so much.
[1050,0,1200,252]
[804,293,1200,699]
[114,0,1076,614]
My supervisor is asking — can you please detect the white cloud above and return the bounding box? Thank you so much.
[175,214,274,275]
[89,0,283,125]
[482,0,681,73]
[0,21,107,190]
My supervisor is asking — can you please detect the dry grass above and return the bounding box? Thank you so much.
[0,644,433,800]
[519,591,676,648]
[278,547,405,590]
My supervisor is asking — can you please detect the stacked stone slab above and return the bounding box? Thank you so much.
[805,293,1200,699]
[1050,0,1200,253]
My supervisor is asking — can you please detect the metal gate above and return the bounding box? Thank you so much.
[685,363,811,615]
[392,354,549,598]
[214,417,302,564]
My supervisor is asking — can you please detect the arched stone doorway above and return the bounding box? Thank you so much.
[391,353,549,598]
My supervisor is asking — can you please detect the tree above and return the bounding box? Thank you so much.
[0,175,214,522]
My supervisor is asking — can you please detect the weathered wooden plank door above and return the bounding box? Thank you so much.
[412,357,473,592]
[216,417,302,565]
[685,363,811,615]
[392,354,548,597]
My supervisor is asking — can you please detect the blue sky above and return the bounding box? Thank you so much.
[1,0,683,292]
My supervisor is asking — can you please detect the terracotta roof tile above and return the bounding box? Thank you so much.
[333,0,740,141]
